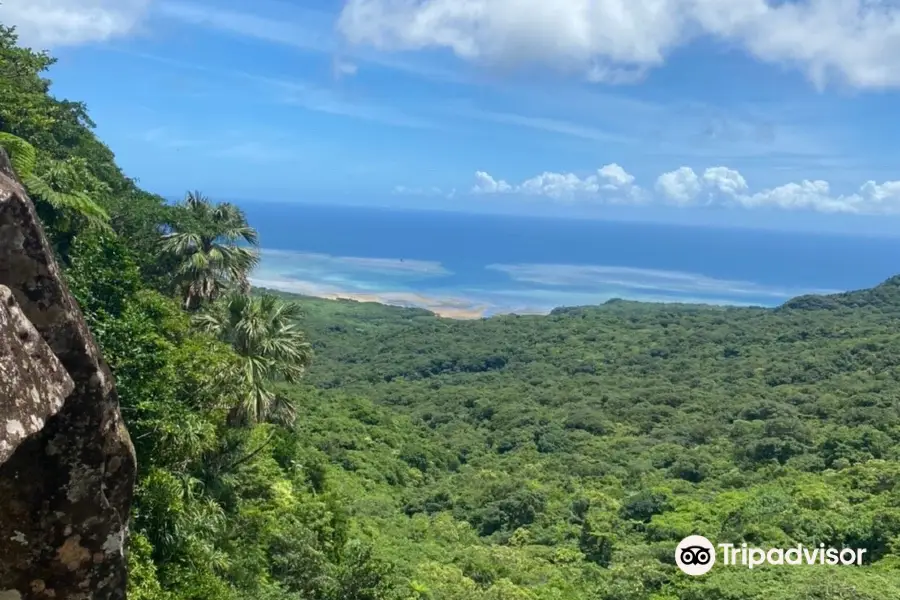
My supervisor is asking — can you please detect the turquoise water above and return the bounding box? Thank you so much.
[241,201,900,317]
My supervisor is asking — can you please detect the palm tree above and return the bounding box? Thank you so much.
[194,293,313,426]
[162,190,259,310]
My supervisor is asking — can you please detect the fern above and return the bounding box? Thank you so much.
[0,131,112,231]
[0,131,37,178]
[23,173,112,232]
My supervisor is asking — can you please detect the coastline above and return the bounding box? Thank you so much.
[251,277,500,319]
[319,290,492,319]
[250,278,769,320]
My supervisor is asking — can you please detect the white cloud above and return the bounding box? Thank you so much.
[739,179,900,214]
[599,163,635,188]
[655,167,702,206]
[519,172,600,198]
[338,0,900,89]
[655,166,748,206]
[474,163,643,201]
[704,166,749,197]
[465,163,900,214]
[473,171,512,194]
[653,165,900,213]
[0,0,151,47]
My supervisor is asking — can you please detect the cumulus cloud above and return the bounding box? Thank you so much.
[473,171,512,194]
[0,0,151,48]
[654,166,900,214]
[742,179,900,214]
[338,0,900,89]
[655,166,748,206]
[474,163,643,201]
[465,163,900,214]
[599,163,636,188]
[655,167,702,206]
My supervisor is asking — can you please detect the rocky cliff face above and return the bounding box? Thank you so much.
[0,150,136,600]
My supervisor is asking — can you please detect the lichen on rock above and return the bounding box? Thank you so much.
[0,286,74,464]
[0,149,136,599]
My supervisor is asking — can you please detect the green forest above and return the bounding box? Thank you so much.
[3,24,900,600]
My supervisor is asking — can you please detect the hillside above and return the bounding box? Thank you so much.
[265,282,900,599]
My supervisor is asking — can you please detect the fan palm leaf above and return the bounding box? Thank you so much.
[195,293,312,425]
[163,191,260,309]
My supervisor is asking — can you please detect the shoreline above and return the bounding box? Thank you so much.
[322,291,493,319]
[251,278,501,319]
[251,279,764,320]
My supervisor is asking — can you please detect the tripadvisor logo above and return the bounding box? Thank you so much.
[675,536,868,576]
[676,536,716,576]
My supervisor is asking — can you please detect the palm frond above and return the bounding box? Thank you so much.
[185,190,211,212]
[161,232,203,256]
[212,203,259,246]
[194,293,312,425]
[162,191,261,308]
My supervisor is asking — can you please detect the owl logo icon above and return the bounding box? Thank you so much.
[675,535,716,576]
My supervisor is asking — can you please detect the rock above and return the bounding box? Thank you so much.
[0,286,74,464]
[0,149,15,181]
[0,149,136,599]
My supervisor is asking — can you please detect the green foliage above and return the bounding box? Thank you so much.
[258,287,900,599]
[0,131,110,234]
[25,155,112,229]
[0,130,36,175]
[194,293,313,425]
[162,191,260,310]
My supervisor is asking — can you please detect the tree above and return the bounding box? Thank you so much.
[162,191,259,310]
[194,293,312,426]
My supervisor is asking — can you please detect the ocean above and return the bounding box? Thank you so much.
[241,201,900,318]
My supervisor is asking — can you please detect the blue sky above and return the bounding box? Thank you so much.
[4,0,900,233]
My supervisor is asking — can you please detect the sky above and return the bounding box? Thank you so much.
[3,0,900,233]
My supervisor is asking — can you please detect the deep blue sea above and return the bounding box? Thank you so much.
[241,201,900,318]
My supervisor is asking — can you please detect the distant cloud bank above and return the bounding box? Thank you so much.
[443,163,900,215]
